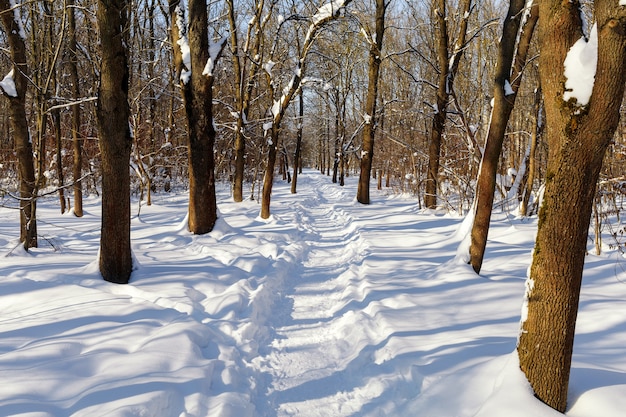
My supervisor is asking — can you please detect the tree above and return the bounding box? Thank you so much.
[226,0,272,203]
[169,0,227,234]
[96,0,133,283]
[517,0,626,412]
[0,0,37,249]
[356,0,387,204]
[260,0,353,219]
[423,0,473,209]
[468,0,538,273]
[291,90,304,193]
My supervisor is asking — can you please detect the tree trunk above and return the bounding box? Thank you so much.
[424,0,472,209]
[0,0,37,249]
[169,0,224,233]
[96,0,133,283]
[356,0,385,204]
[291,91,304,194]
[517,1,626,412]
[260,126,279,219]
[468,0,538,273]
[520,85,542,217]
[53,107,66,213]
[68,0,83,217]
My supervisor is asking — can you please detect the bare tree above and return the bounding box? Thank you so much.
[356,0,387,204]
[468,0,538,273]
[517,0,626,411]
[226,0,274,202]
[260,0,353,219]
[423,0,473,209]
[96,0,133,283]
[169,0,227,234]
[0,0,37,249]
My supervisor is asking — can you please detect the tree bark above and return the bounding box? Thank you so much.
[186,0,218,234]
[357,0,386,204]
[0,0,37,249]
[517,1,626,412]
[169,0,225,233]
[468,0,538,273]
[96,0,133,283]
[260,125,279,219]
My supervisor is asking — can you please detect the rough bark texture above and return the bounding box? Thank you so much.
[517,1,626,412]
[469,0,538,273]
[96,0,133,283]
[185,0,218,234]
[0,0,37,249]
[356,0,386,204]
[169,0,223,233]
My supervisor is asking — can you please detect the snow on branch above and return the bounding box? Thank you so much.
[8,0,26,40]
[312,0,347,25]
[0,69,18,97]
[202,36,229,77]
[563,23,597,107]
[304,0,351,44]
[174,5,192,84]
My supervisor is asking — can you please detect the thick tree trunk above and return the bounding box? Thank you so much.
[517,1,626,412]
[469,0,538,273]
[186,0,220,234]
[357,0,385,204]
[0,0,37,249]
[96,0,133,283]
[169,0,223,233]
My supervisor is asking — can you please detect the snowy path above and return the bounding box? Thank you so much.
[251,175,526,416]
[254,180,373,416]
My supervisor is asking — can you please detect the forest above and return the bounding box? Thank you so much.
[0,0,625,415]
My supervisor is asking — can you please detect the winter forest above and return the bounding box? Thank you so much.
[1,0,626,416]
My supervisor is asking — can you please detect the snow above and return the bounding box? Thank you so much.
[504,79,514,96]
[175,5,191,84]
[9,0,26,39]
[263,60,275,76]
[311,0,346,25]
[0,69,18,97]
[202,37,228,77]
[563,24,597,107]
[271,99,281,118]
[1,170,625,416]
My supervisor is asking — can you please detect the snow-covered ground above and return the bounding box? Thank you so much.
[1,170,625,417]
